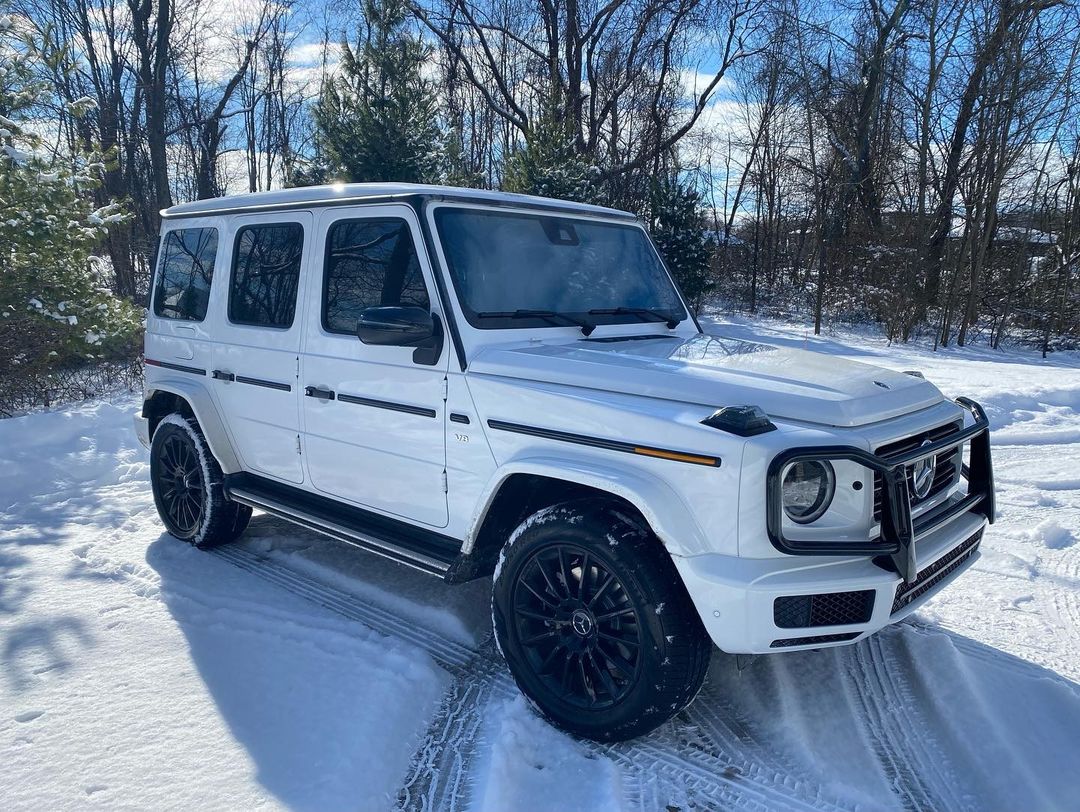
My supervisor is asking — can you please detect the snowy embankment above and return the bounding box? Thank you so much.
[1,318,1079,811]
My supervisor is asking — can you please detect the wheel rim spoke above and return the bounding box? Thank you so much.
[556,547,572,598]
[578,552,590,601]
[559,651,576,696]
[595,642,635,680]
[594,606,635,623]
[522,629,560,646]
[586,651,618,700]
[517,608,557,622]
[522,572,558,609]
[538,642,566,675]
[588,572,615,607]
[577,655,594,702]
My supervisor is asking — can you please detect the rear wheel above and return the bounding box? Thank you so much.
[492,500,712,741]
[150,414,251,547]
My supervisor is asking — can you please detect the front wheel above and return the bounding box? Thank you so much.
[492,500,712,741]
[149,414,251,547]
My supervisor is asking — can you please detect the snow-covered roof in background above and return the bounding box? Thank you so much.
[161,183,636,220]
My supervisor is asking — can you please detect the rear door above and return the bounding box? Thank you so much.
[300,204,449,527]
[210,212,312,484]
[145,221,222,378]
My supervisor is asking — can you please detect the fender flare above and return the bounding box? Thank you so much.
[464,454,709,558]
[144,378,242,474]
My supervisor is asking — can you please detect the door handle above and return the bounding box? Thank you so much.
[211,370,235,382]
[304,385,335,401]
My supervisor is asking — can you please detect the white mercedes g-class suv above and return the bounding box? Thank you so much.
[136,183,994,741]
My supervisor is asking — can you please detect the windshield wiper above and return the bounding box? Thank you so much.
[476,309,596,336]
[587,307,683,329]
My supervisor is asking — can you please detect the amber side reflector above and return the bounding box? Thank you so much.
[633,447,720,467]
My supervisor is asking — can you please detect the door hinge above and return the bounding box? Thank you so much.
[441,470,448,493]
[295,434,302,455]
[441,377,448,401]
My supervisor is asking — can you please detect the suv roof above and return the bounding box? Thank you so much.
[160,182,638,221]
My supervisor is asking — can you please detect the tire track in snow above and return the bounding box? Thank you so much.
[844,635,969,811]
[212,544,857,812]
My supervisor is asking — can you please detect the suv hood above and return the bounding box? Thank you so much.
[470,333,944,428]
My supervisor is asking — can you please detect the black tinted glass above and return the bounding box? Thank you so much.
[153,228,218,321]
[229,223,304,328]
[323,219,429,334]
[434,209,686,329]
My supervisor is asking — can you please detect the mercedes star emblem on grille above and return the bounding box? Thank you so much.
[912,438,938,500]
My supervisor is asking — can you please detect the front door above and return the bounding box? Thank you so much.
[210,212,311,484]
[300,205,449,527]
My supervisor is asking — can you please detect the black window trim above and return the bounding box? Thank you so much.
[227,220,306,330]
[152,226,220,323]
[430,204,691,332]
[320,214,433,337]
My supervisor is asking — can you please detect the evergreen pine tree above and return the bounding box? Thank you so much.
[503,111,602,204]
[0,12,141,387]
[649,177,713,312]
[305,0,442,184]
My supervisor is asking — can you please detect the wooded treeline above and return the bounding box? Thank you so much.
[8,0,1080,354]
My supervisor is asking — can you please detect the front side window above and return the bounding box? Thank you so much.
[323,218,429,334]
[229,222,304,328]
[153,228,218,321]
[434,208,687,330]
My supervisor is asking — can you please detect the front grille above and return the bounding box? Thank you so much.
[770,632,861,648]
[774,590,876,628]
[873,421,963,520]
[891,530,982,614]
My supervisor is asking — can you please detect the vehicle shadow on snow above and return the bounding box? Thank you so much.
[146,531,451,812]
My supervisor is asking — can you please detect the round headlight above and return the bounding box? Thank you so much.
[782,460,835,524]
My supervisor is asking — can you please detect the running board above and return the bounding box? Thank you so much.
[223,473,462,578]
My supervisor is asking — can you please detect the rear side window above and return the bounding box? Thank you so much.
[322,218,429,334]
[153,228,218,321]
[229,223,304,328]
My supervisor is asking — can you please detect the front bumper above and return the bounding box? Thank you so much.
[677,397,994,653]
[676,510,987,653]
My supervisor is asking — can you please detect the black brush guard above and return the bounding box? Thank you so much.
[766,398,995,584]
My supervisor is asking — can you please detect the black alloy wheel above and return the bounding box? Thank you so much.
[493,500,712,741]
[149,414,251,547]
[155,430,205,537]
[512,543,642,709]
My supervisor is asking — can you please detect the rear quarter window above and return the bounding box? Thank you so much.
[153,228,218,321]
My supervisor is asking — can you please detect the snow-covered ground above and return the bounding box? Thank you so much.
[2,317,1079,811]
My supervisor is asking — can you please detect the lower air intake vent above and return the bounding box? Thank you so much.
[774,590,876,629]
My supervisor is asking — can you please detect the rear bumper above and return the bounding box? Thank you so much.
[676,510,987,654]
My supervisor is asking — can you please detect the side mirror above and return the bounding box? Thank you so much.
[356,306,443,365]
[356,306,434,346]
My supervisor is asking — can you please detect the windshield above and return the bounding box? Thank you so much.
[433,207,688,330]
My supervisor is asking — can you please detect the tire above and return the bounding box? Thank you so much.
[492,499,712,741]
[149,413,251,548]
